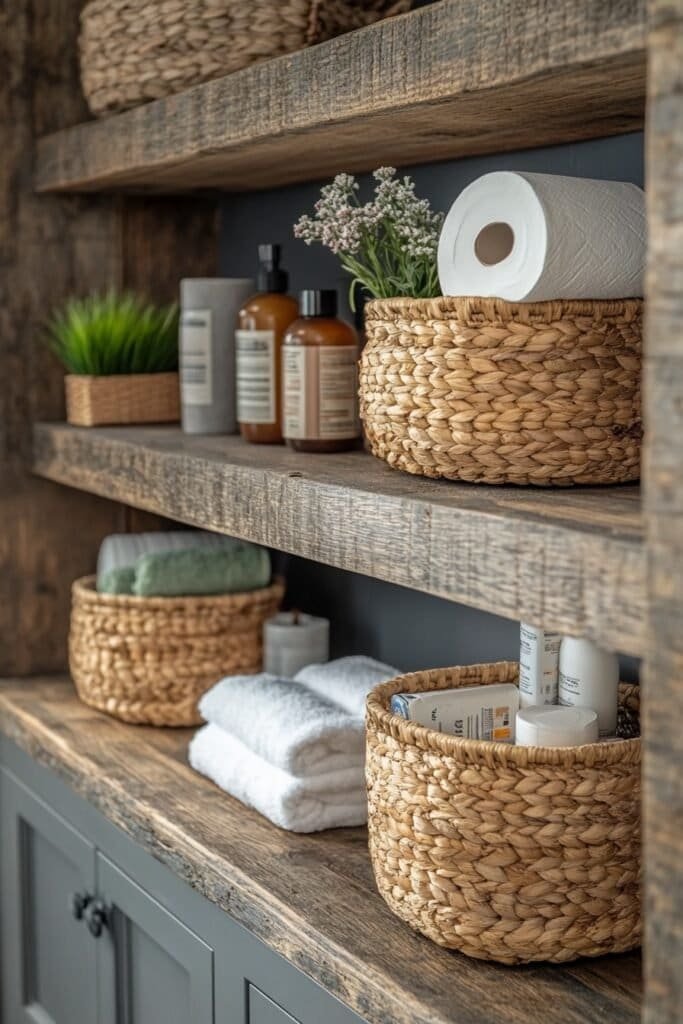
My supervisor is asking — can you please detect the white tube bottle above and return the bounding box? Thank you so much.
[558,637,619,736]
[519,623,561,708]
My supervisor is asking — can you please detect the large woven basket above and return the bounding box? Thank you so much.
[69,575,284,726]
[80,0,412,116]
[65,373,180,427]
[360,297,642,486]
[366,663,641,964]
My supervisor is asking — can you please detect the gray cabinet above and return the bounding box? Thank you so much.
[0,747,364,1024]
[96,855,213,1024]
[0,770,98,1024]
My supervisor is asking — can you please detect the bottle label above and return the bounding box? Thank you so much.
[283,345,359,440]
[558,670,581,705]
[236,330,276,425]
[180,309,212,406]
[519,624,561,706]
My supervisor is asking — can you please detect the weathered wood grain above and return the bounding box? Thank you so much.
[0,677,643,1024]
[34,0,645,194]
[643,2,683,1022]
[33,424,645,656]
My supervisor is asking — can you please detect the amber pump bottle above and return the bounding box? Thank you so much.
[282,290,360,453]
[236,245,299,444]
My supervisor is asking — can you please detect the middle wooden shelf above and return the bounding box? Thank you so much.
[33,422,644,656]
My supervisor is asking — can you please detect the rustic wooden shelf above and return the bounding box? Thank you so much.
[33,423,645,656]
[0,676,643,1024]
[35,0,646,194]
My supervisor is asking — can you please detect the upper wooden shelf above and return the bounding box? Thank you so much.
[35,0,646,194]
[33,423,645,656]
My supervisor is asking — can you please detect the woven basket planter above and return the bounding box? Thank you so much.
[69,575,284,726]
[65,373,180,427]
[80,0,412,116]
[360,297,643,486]
[366,663,641,964]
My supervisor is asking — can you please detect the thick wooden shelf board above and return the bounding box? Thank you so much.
[33,423,645,656]
[35,0,645,194]
[0,677,643,1024]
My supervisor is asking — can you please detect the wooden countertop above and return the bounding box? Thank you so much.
[0,677,642,1024]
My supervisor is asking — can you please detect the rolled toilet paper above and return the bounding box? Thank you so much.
[437,171,645,302]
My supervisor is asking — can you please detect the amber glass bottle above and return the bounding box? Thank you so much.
[236,245,299,444]
[282,290,360,453]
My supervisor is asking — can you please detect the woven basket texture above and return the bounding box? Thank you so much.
[366,663,641,964]
[79,0,412,116]
[69,575,284,726]
[360,296,642,486]
[65,373,180,427]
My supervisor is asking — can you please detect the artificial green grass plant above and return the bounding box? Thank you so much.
[48,292,179,375]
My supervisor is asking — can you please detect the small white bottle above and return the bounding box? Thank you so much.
[558,637,619,736]
[519,623,561,708]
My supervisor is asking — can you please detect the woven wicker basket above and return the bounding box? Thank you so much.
[80,0,412,116]
[65,373,180,427]
[366,663,641,964]
[360,296,642,486]
[69,575,284,726]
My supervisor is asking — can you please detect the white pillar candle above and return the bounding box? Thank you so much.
[263,612,330,678]
[516,706,599,747]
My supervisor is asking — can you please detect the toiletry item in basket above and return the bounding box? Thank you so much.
[519,623,561,707]
[390,683,519,742]
[98,565,136,595]
[558,637,619,736]
[516,706,599,747]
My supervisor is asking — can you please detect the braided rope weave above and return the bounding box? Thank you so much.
[360,296,642,486]
[366,663,641,964]
[69,575,284,726]
[79,0,412,116]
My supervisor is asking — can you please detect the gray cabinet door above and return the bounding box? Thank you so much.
[95,854,213,1024]
[0,768,98,1024]
[248,987,300,1024]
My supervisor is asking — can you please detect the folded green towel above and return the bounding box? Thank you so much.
[98,566,136,595]
[133,543,271,597]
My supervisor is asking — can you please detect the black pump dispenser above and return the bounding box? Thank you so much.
[299,289,337,317]
[257,244,288,292]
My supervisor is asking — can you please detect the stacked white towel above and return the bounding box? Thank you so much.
[295,655,399,718]
[189,657,399,833]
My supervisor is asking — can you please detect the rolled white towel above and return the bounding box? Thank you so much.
[295,656,399,718]
[189,724,367,833]
[198,673,364,776]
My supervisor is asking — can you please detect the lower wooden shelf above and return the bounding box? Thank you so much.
[0,676,642,1024]
[33,423,645,656]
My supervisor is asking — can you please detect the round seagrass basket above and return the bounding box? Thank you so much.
[69,575,284,726]
[366,663,641,964]
[360,297,643,486]
[79,0,412,116]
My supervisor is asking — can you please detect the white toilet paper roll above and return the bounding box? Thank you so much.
[437,171,645,302]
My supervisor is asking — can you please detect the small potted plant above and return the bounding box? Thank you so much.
[48,291,180,427]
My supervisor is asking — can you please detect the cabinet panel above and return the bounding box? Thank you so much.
[0,769,97,1024]
[96,853,213,1024]
[249,987,300,1024]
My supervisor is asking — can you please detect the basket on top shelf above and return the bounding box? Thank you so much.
[69,575,284,726]
[366,662,641,965]
[79,0,413,116]
[360,296,643,486]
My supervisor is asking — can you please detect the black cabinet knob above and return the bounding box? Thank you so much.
[84,899,108,938]
[70,891,92,920]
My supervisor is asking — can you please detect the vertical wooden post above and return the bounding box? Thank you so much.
[644,1,683,1021]
[0,0,218,674]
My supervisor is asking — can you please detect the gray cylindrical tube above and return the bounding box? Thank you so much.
[180,278,254,434]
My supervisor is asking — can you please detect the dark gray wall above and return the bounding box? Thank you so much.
[220,132,644,680]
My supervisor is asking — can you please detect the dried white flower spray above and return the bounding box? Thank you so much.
[294,168,442,309]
